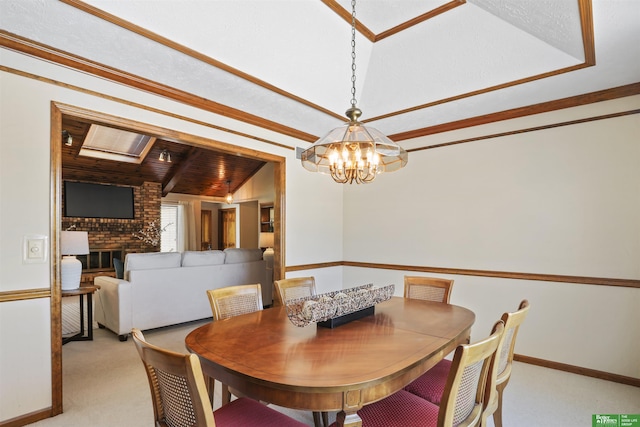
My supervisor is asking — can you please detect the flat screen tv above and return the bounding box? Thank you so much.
[64,181,135,219]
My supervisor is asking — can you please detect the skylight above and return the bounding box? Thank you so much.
[79,124,155,163]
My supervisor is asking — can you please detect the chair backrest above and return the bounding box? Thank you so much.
[404,275,454,303]
[496,299,530,381]
[131,328,216,427]
[273,277,316,307]
[438,321,504,427]
[479,299,530,426]
[207,284,263,321]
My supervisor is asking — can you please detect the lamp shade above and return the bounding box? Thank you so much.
[259,232,274,249]
[61,231,89,255]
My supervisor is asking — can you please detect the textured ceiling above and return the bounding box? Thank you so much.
[1,0,639,151]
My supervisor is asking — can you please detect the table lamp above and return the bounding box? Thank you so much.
[259,232,274,272]
[61,230,89,290]
[259,232,274,256]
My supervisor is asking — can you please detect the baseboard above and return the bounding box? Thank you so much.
[0,407,52,427]
[514,354,640,387]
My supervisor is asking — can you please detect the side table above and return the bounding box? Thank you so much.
[61,285,100,345]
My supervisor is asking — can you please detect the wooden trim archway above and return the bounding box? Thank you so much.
[50,102,286,415]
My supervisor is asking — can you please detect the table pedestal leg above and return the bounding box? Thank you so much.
[335,410,362,427]
[221,383,231,405]
[205,376,215,408]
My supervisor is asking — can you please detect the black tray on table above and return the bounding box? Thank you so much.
[317,306,375,329]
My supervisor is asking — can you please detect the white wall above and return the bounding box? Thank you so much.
[234,161,275,204]
[342,97,640,378]
[0,299,52,421]
[1,45,638,423]
[0,49,339,422]
[284,157,345,267]
[0,69,56,421]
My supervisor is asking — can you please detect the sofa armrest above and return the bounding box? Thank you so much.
[94,276,132,339]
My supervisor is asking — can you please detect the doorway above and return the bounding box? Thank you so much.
[201,209,213,250]
[219,208,236,249]
[51,102,286,415]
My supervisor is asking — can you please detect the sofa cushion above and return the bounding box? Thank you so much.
[125,252,182,273]
[181,250,226,267]
[223,248,263,264]
[113,258,124,279]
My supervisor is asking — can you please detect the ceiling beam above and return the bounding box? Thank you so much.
[162,146,202,196]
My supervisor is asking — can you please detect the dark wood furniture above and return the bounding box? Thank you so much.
[260,203,274,232]
[61,285,99,344]
[185,297,475,427]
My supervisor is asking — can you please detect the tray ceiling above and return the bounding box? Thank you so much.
[1,0,638,196]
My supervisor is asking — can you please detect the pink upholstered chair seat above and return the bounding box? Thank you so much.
[404,358,452,405]
[328,319,505,427]
[328,390,439,427]
[214,397,307,427]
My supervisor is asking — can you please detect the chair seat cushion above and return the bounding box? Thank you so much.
[328,390,439,427]
[213,397,307,427]
[404,358,452,405]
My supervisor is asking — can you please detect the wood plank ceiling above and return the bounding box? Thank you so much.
[61,116,266,198]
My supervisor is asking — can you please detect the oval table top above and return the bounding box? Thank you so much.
[186,296,475,426]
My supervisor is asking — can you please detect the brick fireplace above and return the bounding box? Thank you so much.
[62,181,162,284]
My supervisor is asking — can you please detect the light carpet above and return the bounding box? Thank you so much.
[30,319,639,427]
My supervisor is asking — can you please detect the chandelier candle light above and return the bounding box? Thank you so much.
[301,0,407,184]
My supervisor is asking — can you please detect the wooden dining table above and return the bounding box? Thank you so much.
[185,296,475,427]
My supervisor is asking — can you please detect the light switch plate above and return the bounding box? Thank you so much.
[23,234,48,264]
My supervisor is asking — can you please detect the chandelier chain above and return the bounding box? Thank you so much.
[350,0,357,108]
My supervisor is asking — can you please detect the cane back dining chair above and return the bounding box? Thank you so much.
[330,320,505,427]
[482,299,530,427]
[207,283,264,321]
[404,275,455,304]
[273,276,328,427]
[131,328,306,427]
[206,284,264,406]
[273,276,317,307]
[405,300,530,427]
[402,275,456,410]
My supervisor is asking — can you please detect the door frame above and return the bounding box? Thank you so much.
[50,102,286,414]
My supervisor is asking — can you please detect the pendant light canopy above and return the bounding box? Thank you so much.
[301,0,407,184]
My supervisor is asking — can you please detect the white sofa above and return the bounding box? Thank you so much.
[94,248,271,341]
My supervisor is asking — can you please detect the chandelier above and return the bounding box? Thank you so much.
[301,0,407,184]
[225,180,233,204]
